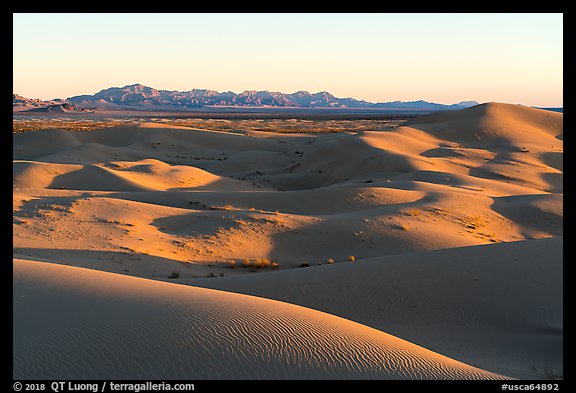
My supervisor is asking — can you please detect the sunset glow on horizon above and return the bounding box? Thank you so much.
[13,13,563,107]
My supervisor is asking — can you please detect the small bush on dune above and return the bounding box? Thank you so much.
[467,215,485,230]
[405,208,420,216]
[240,258,278,269]
[210,204,234,211]
[254,258,271,269]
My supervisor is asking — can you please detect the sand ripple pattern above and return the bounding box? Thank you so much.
[13,259,507,380]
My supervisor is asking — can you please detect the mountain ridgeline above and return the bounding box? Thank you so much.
[65,84,479,110]
[14,84,480,111]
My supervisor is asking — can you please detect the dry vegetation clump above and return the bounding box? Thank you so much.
[211,204,234,211]
[327,258,335,264]
[254,258,271,269]
[238,258,278,270]
[405,208,421,217]
[465,215,486,230]
[101,218,134,226]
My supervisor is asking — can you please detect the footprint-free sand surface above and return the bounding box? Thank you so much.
[14,258,508,380]
[13,103,563,379]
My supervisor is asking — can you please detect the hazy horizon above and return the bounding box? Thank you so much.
[13,13,563,107]
[12,82,565,108]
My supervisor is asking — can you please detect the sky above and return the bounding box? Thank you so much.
[13,13,563,107]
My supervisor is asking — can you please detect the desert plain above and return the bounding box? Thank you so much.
[13,103,563,380]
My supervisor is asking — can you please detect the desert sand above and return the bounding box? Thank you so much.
[13,103,563,379]
[14,258,507,380]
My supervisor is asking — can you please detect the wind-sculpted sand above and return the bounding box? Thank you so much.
[13,259,507,380]
[188,237,562,379]
[13,103,562,379]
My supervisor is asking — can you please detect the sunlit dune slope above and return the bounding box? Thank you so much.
[13,259,507,380]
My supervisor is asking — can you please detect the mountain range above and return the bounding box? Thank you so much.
[14,84,479,111]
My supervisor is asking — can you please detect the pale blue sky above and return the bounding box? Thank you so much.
[13,13,563,106]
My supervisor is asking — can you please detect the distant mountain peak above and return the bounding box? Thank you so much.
[455,101,480,108]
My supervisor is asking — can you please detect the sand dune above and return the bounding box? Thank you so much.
[13,258,507,380]
[14,158,255,192]
[405,103,563,146]
[187,237,562,379]
[13,103,562,379]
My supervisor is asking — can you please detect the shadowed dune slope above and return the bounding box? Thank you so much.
[186,237,563,380]
[13,259,507,380]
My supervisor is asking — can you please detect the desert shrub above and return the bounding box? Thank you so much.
[210,204,234,211]
[467,215,485,230]
[405,208,420,216]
